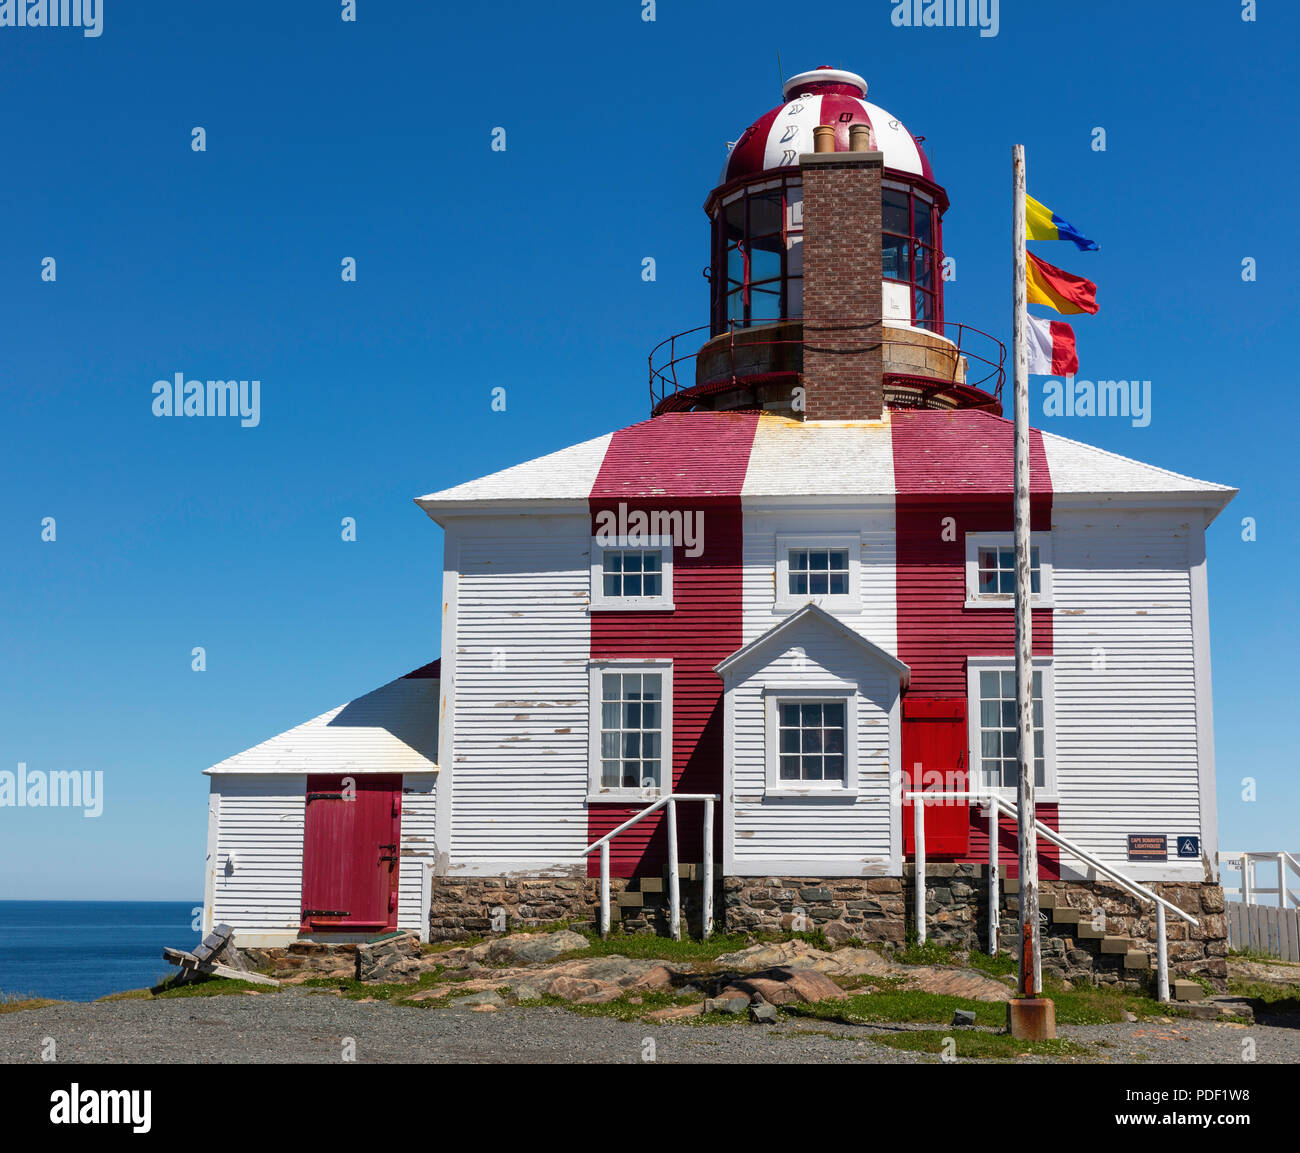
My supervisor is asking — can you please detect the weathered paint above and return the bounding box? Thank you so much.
[588,413,759,876]
[892,410,1059,877]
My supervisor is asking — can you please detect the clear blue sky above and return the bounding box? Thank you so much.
[2,1,1294,899]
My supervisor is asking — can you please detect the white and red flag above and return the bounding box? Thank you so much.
[1026,314,1078,375]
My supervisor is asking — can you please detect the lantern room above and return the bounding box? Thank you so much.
[707,67,946,333]
[650,66,1005,420]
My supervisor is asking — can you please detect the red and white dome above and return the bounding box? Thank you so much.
[719,67,935,186]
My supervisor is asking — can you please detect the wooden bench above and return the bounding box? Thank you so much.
[162,923,279,987]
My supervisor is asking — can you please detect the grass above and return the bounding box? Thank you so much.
[1227,947,1300,966]
[0,991,59,1015]
[791,989,1007,1028]
[869,1029,1091,1060]
[1226,979,1300,1015]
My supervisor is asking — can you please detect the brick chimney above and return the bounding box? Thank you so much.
[800,146,885,420]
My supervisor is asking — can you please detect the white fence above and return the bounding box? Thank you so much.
[1226,901,1300,962]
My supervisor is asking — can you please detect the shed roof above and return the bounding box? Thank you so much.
[205,663,439,776]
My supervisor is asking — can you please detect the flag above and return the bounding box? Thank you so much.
[1026,194,1099,251]
[1027,252,1099,315]
[1026,314,1078,375]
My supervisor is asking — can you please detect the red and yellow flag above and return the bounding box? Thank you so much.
[1027,252,1099,315]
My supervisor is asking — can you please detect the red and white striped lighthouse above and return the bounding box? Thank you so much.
[653,65,1003,420]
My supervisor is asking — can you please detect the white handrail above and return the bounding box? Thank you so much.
[580,793,721,941]
[906,788,1198,1002]
[1221,850,1300,909]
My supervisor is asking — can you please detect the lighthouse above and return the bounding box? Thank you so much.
[653,65,1003,420]
[200,67,1234,1000]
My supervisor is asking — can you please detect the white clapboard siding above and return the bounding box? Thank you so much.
[210,774,306,932]
[398,772,438,932]
[742,509,897,656]
[1052,509,1201,862]
[729,619,898,872]
[450,519,591,868]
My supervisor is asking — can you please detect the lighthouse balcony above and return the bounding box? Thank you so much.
[649,318,1005,417]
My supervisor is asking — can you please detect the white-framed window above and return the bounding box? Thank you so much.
[966,657,1056,798]
[588,661,673,800]
[964,532,1054,608]
[590,538,674,611]
[763,686,858,796]
[774,534,860,611]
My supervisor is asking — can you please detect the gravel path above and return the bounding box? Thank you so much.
[1,990,1297,1064]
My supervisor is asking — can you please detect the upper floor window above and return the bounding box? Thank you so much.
[775,534,860,611]
[590,539,674,611]
[965,533,1054,608]
[883,182,942,331]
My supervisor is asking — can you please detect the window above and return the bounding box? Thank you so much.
[763,688,858,795]
[602,549,662,598]
[966,658,1055,797]
[882,182,943,331]
[788,548,850,597]
[588,662,672,799]
[711,177,803,332]
[590,539,674,610]
[964,533,1053,607]
[775,535,860,611]
[778,701,846,782]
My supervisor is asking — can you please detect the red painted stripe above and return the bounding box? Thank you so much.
[588,413,760,877]
[725,104,782,185]
[892,410,1056,872]
[819,93,874,153]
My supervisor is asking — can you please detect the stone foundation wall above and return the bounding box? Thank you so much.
[722,876,906,945]
[427,874,720,941]
[426,869,1227,991]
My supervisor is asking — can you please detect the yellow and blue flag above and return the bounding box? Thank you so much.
[1027,194,1099,252]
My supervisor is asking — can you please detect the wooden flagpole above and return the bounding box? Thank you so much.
[1011,144,1044,1007]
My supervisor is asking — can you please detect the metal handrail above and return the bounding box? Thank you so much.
[906,788,1197,1002]
[648,316,1007,413]
[581,793,721,941]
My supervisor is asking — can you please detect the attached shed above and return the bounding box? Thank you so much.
[201,662,440,947]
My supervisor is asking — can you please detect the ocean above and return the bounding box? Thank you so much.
[0,901,201,1002]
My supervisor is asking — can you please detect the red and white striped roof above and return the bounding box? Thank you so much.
[720,67,935,186]
[415,412,1236,513]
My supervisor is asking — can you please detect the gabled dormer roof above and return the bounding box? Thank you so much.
[714,603,910,687]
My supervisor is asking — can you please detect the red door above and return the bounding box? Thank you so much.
[901,696,969,857]
[301,774,402,933]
